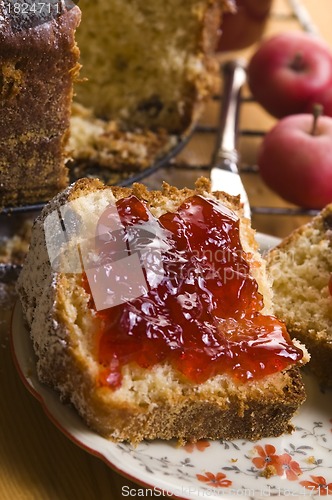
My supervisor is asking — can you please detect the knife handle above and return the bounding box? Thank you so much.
[212,59,246,171]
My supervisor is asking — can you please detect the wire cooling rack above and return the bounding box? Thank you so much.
[148,0,321,220]
[0,127,195,215]
[0,0,323,278]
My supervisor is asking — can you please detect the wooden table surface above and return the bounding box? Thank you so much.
[1,1,331,498]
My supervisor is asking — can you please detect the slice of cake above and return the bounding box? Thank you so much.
[266,206,332,388]
[74,0,233,134]
[0,3,81,206]
[16,178,307,444]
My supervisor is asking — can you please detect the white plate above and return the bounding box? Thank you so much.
[11,234,332,499]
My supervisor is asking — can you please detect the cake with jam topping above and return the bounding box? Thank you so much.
[267,205,332,388]
[17,178,308,443]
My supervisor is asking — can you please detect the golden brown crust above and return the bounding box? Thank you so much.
[67,176,242,210]
[0,6,81,207]
[56,361,305,444]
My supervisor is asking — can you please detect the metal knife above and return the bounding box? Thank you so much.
[210,59,250,219]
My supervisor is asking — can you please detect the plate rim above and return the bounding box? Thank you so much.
[10,232,332,499]
[10,299,180,498]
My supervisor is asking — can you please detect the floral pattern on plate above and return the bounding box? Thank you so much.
[112,375,332,498]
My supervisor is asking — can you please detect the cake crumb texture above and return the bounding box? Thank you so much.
[266,205,332,387]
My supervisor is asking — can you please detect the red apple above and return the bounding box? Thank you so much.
[257,107,332,209]
[247,32,332,118]
[306,86,332,117]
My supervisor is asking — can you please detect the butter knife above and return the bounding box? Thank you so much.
[210,59,250,219]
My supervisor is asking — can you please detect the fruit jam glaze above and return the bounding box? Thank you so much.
[84,194,303,388]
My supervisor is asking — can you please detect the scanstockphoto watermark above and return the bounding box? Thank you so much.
[44,193,259,313]
[121,484,320,497]
[122,485,173,497]
[4,0,78,32]
[44,192,168,311]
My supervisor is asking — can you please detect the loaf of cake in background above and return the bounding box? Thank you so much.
[74,0,234,133]
[0,0,235,206]
[266,206,332,388]
[16,177,308,444]
[0,3,81,206]
[69,0,235,172]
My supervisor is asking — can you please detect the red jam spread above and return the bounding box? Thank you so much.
[84,194,303,388]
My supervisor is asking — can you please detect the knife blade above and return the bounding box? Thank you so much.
[210,59,250,219]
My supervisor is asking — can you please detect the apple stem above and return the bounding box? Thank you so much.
[290,53,305,72]
[311,104,323,136]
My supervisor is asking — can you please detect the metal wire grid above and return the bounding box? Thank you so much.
[138,0,322,218]
[194,94,320,218]
[191,0,321,218]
